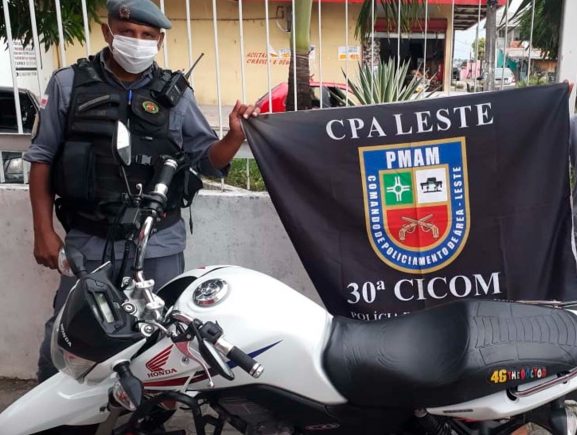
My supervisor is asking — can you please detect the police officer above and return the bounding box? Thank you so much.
[25,0,259,382]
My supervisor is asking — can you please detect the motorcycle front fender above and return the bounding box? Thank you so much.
[0,373,112,435]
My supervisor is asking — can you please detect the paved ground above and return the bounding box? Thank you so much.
[0,378,36,412]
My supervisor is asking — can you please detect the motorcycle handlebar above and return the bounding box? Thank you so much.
[215,336,263,378]
[152,158,179,198]
[228,345,264,378]
[134,157,181,275]
[140,156,183,216]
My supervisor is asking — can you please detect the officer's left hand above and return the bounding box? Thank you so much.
[229,100,260,140]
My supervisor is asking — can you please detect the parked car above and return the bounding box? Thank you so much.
[2,151,24,183]
[492,67,516,89]
[0,87,39,183]
[256,81,348,113]
[0,87,38,133]
[466,68,516,92]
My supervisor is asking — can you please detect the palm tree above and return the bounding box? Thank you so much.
[286,0,313,111]
[1,0,105,50]
[355,0,427,67]
[349,0,433,104]
[356,0,426,40]
[285,0,430,111]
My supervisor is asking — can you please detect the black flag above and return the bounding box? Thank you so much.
[244,84,577,319]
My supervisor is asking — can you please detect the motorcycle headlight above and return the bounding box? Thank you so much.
[50,308,96,380]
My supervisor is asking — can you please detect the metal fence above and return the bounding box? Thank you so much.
[0,0,575,188]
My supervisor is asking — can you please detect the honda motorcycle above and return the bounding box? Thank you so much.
[3,122,577,435]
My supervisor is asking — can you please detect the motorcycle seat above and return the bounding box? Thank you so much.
[323,300,577,408]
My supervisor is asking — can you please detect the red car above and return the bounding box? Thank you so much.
[256,81,348,113]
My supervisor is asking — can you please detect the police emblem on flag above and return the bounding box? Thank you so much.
[359,137,470,274]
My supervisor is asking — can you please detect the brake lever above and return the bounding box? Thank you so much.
[170,312,235,382]
[199,338,234,381]
[174,340,215,388]
[189,319,234,381]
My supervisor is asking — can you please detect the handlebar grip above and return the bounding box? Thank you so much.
[153,158,178,195]
[228,346,264,378]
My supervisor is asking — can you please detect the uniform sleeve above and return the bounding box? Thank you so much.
[179,89,229,178]
[23,69,73,164]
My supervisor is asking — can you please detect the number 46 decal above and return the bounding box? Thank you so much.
[489,369,507,384]
[489,367,547,384]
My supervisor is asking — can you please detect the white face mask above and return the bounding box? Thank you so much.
[109,29,159,74]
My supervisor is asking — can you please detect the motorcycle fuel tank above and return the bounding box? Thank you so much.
[130,266,346,404]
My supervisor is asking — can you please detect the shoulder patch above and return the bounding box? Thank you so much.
[39,94,49,109]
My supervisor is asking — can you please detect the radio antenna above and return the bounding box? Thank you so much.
[185,53,205,80]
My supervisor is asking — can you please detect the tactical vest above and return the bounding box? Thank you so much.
[53,55,190,238]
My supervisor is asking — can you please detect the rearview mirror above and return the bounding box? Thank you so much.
[113,121,131,167]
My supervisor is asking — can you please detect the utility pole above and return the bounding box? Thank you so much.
[485,0,498,91]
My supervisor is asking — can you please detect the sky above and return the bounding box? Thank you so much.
[453,0,523,60]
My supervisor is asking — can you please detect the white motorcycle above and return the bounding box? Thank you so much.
[3,123,577,435]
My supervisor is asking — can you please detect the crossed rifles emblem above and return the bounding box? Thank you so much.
[399,214,440,241]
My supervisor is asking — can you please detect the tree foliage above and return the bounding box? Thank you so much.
[0,0,106,50]
[472,37,486,61]
[512,0,562,59]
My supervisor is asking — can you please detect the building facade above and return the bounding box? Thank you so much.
[60,0,501,105]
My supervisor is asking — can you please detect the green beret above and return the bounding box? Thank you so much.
[107,0,172,30]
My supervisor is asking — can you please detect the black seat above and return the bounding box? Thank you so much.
[323,300,577,408]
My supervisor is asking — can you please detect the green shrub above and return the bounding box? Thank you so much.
[332,58,428,106]
[516,73,547,87]
[224,159,266,191]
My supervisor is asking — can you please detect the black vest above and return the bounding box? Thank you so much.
[53,55,188,237]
